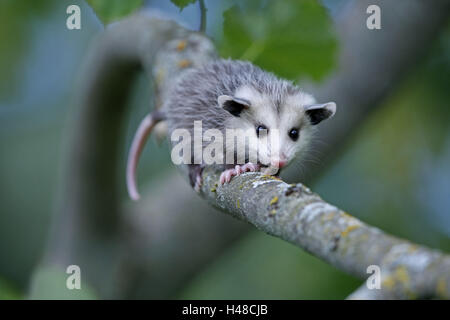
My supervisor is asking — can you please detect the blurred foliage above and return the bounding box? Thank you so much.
[28,266,96,299]
[0,278,21,300]
[86,0,143,24]
[0,0,104,294]
[219,0,337,81]
[179,232,360,299]
[418,26,450,152]
[170,0,198,11]
[0,0,54,101]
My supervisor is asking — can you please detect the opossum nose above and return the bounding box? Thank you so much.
[272,159,287,168]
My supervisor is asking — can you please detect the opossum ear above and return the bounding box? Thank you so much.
[305,102,336,125]
[218,95,250,117]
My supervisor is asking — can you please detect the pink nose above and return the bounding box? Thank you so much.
[273,159,287,168]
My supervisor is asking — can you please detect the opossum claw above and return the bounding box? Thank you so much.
[219,163,260,184]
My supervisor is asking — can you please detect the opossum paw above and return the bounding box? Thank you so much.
[219,163,260,184]
[219,169,236,184]
[240,162,260,173]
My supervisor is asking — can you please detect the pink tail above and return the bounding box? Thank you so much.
[126,114,160,200]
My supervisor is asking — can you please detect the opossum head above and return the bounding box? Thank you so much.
[218,85,336,174]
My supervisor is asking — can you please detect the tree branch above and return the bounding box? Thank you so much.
[198,167,450,299]
[41,14,217,298]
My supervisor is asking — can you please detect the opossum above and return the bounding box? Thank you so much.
[126,59,336,200]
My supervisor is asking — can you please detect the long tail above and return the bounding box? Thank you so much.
[126,112,164,200]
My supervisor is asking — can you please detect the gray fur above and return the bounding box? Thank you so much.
[128,59,335,196]
[163,59,336,183]
[166,59,300,137]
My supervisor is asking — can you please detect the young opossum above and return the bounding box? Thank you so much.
[127,59,336,200]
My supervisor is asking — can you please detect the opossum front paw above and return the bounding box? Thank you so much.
[240,162,260,173]
[219,163,260,184]
[219,168,236,184]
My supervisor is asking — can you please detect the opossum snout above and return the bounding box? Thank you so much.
[272,159,287,169]
[270,152,288,169]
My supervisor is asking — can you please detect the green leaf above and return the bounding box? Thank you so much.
[219,0,338,81]
[170,0,197,11]
[86,0,143,24]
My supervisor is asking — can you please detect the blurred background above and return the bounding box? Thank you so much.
[0,0,449,299]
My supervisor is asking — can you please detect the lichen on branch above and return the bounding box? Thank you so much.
[199,167,450,299]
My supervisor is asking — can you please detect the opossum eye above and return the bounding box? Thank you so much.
[256,125,268,138]
[288,128,299,141]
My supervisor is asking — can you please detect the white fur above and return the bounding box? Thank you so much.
[221,85,320,168]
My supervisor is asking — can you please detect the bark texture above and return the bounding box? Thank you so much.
[199,167,450,299]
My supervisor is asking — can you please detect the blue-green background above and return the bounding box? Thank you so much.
[0,0,449,299]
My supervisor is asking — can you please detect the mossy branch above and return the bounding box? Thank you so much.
[199,167,450,299]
